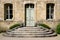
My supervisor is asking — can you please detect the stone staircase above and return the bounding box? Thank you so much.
[3,26,57,37]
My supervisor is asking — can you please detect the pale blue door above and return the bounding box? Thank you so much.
[26,6,35,26]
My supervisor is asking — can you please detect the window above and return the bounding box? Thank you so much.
[4,3,13,20]
[25,4,34,8]
[46,3,54,20]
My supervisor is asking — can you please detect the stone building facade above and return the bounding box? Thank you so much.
[0,0,60,31]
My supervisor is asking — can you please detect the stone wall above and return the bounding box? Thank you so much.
[0,0,60,31]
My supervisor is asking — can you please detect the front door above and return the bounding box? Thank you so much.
[25,4,35,26]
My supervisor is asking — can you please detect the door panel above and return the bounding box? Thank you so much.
[26,7,35,26]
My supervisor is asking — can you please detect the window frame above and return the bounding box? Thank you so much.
[46,3,55,20]
[4,3,13,20]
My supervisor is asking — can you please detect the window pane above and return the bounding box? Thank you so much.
[30,4,34,8]
[10,4,13,9]
[51,15,53,19]
[51,9,54,13]
[25,4,34,8]
[10,15,13,19]
[6,15,8,19]
[10,10,13,15]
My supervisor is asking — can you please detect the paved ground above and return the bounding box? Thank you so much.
[0,33,60,40]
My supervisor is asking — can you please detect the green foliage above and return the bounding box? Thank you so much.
[10,23,20,29]
[38,24,50,29]
[56,23,60,34]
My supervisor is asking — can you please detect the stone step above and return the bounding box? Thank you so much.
[3,26,57,37]
[11,30,50,33]
[7,31,53,34]
[5,31,54,35]
[44,33,57,37]
[13,28,50,31]
[3,32,57,37]
[17,26,47,30]
[3,34,46,37]
[6,29,53,34]
[7,28,50,33]
[5,31,55,37]
[6,32,56,35]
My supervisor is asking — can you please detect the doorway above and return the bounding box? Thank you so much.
[25,3,35,26]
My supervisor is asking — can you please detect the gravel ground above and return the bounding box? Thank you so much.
[0,33,59,40]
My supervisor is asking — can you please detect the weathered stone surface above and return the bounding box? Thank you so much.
[3,26,57,37]
[0,0,60,30]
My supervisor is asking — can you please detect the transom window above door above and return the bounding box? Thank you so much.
[25,3,34,8]
[4,3,13,20]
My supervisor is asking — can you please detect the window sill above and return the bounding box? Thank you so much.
[47,19,54,22]
[5,19,13,21]
[47,19,53,20]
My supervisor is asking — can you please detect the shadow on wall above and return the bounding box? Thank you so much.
[0,26,9,32]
